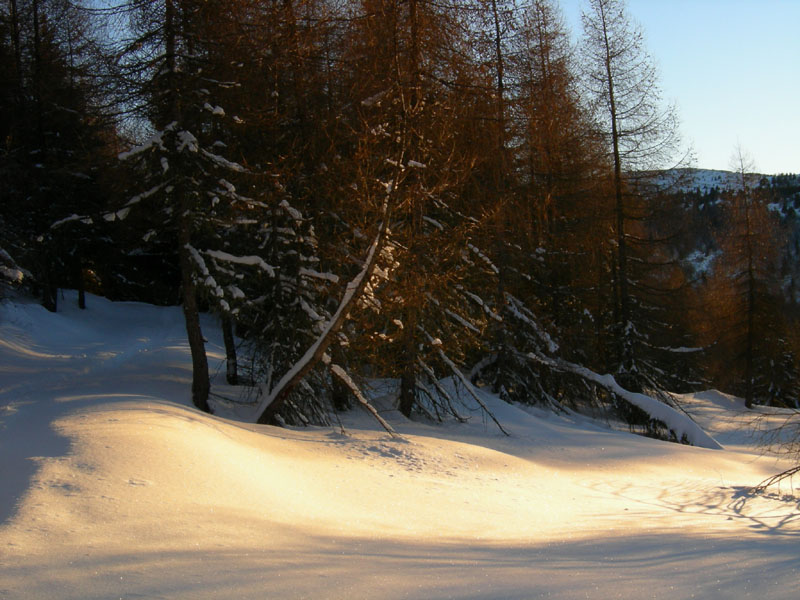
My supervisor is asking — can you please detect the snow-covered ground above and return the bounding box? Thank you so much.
[1,291,798,599]
[647,167,752,194]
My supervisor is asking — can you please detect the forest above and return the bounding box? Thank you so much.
[3,0,800,437]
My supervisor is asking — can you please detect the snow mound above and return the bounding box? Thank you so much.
[1,292,799,599]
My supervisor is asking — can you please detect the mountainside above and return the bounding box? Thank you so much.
[661,168,800,195]
[646,168,800,290]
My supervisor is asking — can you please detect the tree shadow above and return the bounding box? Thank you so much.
[2,528,799,600]
[588,478,800,538]
[729,485,800,534]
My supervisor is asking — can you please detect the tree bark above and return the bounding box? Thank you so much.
[398,308,418,417]
[598,1,631,379]
[489,0,511,393]
[222,314,238,385]
[75,258,86,309]
[178,208,211,413]
[743,177,755,408]
[9,0,23,145]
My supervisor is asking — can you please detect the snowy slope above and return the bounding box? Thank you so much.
[647,167,761,194]
[1,292,799,599]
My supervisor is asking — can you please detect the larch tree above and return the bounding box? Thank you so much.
[467,0,612,406]
[464,0,523,400]
[322,0,506,427]
[510,0,606,365]
[579,0,682,389]
[705,147,784,408]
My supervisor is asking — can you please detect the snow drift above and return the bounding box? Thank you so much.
[1,292,798,599]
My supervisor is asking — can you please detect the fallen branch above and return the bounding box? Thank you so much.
[418,358,468,423]
[328,361,397,437]
[528,353,721,449]
[419,328,509,436]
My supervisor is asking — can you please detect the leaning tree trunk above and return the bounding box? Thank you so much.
[254,198,392,425]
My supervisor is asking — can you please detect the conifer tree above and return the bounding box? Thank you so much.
[704,147,785,407]
[579,0,682,388]
[320,0,506,426]
[113,0,261,412]
[0,0,113,310]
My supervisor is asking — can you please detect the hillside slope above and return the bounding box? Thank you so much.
[1,292,798,599]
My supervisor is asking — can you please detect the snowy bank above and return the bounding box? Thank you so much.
[1,292,798,600]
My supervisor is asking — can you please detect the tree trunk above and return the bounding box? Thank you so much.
[9,0,23,147]
[489,0,511,394]
[32,0,46,157]
[222,314,238,385]
[178,211,211,413]
[330,345,351,411]
[77,267,86,309]
[744,195,755,409]
[735,156,756,409]
[166,0,209,412]
[255,200,391,425]
[600,7,631,379]
[396,0,423,418]
[398,307,418,417]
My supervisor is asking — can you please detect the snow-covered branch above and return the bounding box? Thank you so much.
[419,328,509,436]
[528,354,722,449]
[205,250,276,277]
[254,197,392,425]
[327,360,397,437]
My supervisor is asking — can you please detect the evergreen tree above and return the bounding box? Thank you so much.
[0,0,114,310]
[112,0,261,412]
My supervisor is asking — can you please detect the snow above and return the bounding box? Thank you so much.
[49,213,93,229]
[530,355,722,449]
[278,199,303,221]
[176,130,199,153]
[117,128,167,161]
[118,183,166,215]
[253,216,387,418]
[1,291,799,599]
[648,168,754,194]
[684,248,719,277]
[202,150,245,172]
[298,267,339,284]
[467,242,500,274]
[203,102,225,117]
[204,249,276,277]
[0,249,27,285]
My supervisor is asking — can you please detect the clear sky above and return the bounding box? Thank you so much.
[561,0,800,174]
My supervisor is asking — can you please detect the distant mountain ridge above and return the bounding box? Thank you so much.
[650,168,800,195]
[659,168,800,304]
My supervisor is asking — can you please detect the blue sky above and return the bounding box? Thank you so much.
[561,0,800,174]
